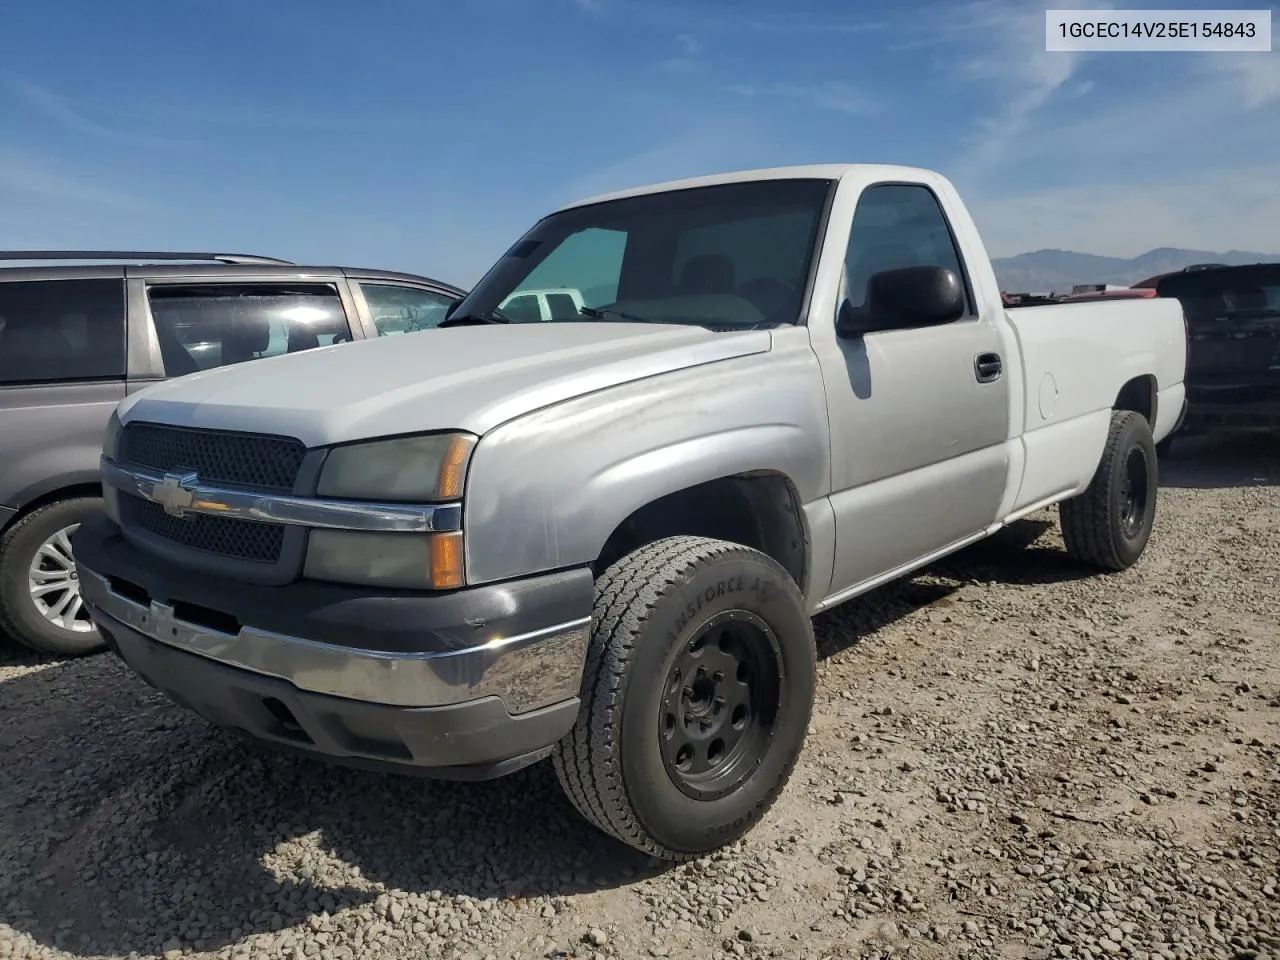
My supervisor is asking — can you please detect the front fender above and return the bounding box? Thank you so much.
[462,339,830,585]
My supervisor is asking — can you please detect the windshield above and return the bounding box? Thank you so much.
[454,178,834,331]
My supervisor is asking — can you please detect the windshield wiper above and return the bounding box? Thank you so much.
[579,305,653,324]
[437,311,510,328]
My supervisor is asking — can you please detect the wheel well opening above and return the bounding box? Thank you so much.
[593,473,809,594]
[4,483,103,534]
[1114,375,1157,425]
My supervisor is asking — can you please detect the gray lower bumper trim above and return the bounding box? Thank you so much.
[79,568,590,713]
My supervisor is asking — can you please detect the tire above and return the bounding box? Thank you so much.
[0,497,107,656]
[553,535,816,862]
[1059,410,1158,572]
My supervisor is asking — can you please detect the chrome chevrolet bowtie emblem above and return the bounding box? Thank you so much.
[155,470,199,518]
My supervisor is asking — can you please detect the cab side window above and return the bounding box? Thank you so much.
[843,184,973,315]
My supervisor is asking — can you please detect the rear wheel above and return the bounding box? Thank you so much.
[553,535,816,861]
[1059,410,1158,571]
[0,498,107,656]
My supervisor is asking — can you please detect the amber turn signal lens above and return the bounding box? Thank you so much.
[437,435,477,500]
[430,531,465,589]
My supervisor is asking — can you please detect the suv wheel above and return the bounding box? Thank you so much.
[553,535,816,861]
[0,497,106,656]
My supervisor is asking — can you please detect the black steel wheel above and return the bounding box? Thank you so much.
[1060,410,1158,571]
[659,609,783,802]
[1117,445,1151,539]
[553,535,816,861]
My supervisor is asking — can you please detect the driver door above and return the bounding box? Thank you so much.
[810,182,1011,596]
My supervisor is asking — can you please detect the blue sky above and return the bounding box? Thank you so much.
[1,0,1277,287]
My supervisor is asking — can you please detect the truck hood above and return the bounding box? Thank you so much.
[119,322,772,447]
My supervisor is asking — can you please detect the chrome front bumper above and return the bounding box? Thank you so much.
[79,568,591,714]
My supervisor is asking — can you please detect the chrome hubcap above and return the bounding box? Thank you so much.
[28,524,93,633]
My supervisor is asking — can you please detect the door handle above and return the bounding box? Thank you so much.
[974,352,1002,383]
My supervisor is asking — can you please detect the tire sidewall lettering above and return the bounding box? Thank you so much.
[669,574,775,641]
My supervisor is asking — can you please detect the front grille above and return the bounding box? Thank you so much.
[120,422,306,492]
[120,494,285,564]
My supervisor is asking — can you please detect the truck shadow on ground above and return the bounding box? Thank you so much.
[811,517,1093,660]
[0,511,1183,956]
[1158,432,1278,490]
[0,654,667,956]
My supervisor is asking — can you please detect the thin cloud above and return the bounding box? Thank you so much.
[574,0,884,35]
[0,149,137,208]
[964,49,1280,182]
[1204,51,1280,109]
[561,139,718,202]
[913,0,1111,181]
[7,78,189,147]
[970,165,1280,258]
[727,80,877,115]
[658,57,703,74]
[674,32,700,55]
[559,121,774,203]
[740,16,885,34]
[658,32,703,73]
[123,102,370,134]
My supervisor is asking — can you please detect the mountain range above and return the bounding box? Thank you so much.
[990,247,1280,294]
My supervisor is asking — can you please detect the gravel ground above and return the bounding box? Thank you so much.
[1,433,1276,960]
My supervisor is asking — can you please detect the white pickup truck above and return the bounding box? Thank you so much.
[73,164,1187,861]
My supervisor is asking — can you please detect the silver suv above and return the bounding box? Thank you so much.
[0,251,463,655]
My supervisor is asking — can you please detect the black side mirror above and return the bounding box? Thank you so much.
[837,264,966,338]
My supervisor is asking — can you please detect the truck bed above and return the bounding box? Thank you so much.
[1002,296,1187,512]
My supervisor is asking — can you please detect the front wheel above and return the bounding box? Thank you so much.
[1059,410,1158,571]
[552,536,816,861]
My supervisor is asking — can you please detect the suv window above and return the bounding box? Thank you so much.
[147,283,349,376]
[0,278,126,385]
[843,184,972,314]
[360,283,456,336]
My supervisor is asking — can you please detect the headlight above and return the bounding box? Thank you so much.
[102,410,123,461]
[304,530,464,590]
[316,432,476,502]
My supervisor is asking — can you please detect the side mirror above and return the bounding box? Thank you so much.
[837,265,966,338]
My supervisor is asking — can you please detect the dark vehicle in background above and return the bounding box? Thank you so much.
[1134,262,1280,450]
[0,251,464,656]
